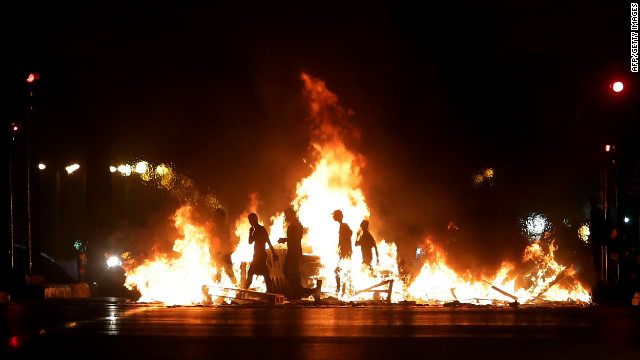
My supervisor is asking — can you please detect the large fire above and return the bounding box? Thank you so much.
[122,73,591,306]
[123,206,235,305]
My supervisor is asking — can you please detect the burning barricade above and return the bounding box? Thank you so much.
[118,73,591,307]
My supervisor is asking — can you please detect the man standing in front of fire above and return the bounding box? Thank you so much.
[278,207,304,299]
[244,213,279,293]
[333,209,352,296]
[356,220,379,270]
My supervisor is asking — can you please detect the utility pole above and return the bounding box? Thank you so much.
[599,81,623,285]
[26,73,38,275]
[601,80,626,285]
[24,72,44,286]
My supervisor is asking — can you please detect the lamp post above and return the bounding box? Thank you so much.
[600,79,626,285]
[602,80,625,219]
[25,73,39,277]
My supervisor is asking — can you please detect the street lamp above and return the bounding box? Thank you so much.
[65,164,80,175]
[601,78,626,219]
[600,77,632,285]
[25,71,39,276]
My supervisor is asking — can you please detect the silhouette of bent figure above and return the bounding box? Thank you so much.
[244,213,279,292]
[278,207,304,299]
[356,220,379,268]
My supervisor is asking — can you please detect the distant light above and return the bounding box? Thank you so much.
[135,161,148,174]
[26,73,39,83]
[73,240,86,252]
[109,166,117,173]
[605,144,613,152]
[483,168,495,179]
[106,256,122,268]
[522,213,551,242]
[578,224,590,244]
[65,164,80,174]
[117,164,132,176]
[38,163,46,170]
[473,167,495,187]
[624,217,630,223]
[473,174,484,185]
[12,123,19,131]
[527,215,547,236]
[156,164,171,176]
[610,81,624,93]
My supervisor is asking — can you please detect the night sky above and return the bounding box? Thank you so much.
[3,1,639,275]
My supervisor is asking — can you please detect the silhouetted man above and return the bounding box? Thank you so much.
[333,210,352,260]
[278,207,304,299]
[333,209,352,295]
[356,220,379,269]
[244,213,279,292]
[211,207,237,285]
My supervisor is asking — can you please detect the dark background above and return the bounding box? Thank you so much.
[2,1,639,285]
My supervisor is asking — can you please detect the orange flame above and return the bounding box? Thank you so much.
[234,73,404,301]
[124,72,591,306]
[407,239,590,304]
[123,206,236,305]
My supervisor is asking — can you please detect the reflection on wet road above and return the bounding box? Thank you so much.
[2,301,639,359]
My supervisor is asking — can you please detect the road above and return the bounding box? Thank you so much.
[2,299,640,360]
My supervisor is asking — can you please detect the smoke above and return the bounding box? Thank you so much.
[105,161,239,265]
[109,68,587,282]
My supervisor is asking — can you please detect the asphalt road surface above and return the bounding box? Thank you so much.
[2,299,640,360]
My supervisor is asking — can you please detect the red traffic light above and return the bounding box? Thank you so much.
[26,73,39,83]
[610,81,624,93]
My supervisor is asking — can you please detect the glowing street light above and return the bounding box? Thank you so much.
[610,81,624,93]
[156,164,171,176]
[106,256,122,268]
[578,224,590,244]
[65,164,80,174]
[117,164,132,176]
[37,163,46,170]
[135,161,148,174]
[521,213,551,242]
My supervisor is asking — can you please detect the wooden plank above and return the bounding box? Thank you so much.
[204,286,285,305]
[483,280,518,302]
[354,279,394,304]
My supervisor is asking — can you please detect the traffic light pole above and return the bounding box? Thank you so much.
[25,73,39,279]
[26,100,33,275]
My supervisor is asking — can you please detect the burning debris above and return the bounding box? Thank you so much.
[120,73,592,307]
